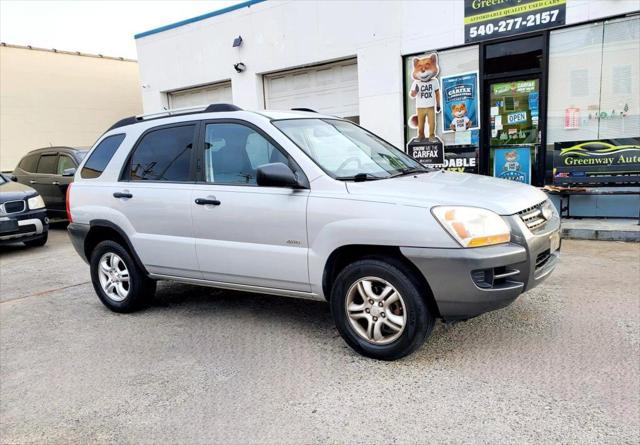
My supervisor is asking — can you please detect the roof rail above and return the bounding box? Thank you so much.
[107,116,139,132]
[107,103,244,131]
[290,107,317,113]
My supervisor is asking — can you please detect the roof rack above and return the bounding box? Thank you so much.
[107,103,243,131]
[290,107,318,113]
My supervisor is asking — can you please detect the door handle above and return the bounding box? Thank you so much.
[52,181,60,185]
[29,180,36,184]
[113,192,133,199]
[195,198,221,206]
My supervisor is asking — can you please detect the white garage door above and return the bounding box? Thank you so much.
[264,59,359,120]
[167,82,233,109]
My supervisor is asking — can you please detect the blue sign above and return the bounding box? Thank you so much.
[441,71,480,133]
[528,91,539,117]
[493,147,531,184]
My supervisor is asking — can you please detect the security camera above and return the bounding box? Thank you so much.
[234,62,246,73]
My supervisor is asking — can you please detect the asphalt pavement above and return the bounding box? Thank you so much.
[1,226,639,444]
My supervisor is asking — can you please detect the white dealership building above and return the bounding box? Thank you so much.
[135,0,639,216]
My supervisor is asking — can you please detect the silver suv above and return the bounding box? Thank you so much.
[67,104,560,360]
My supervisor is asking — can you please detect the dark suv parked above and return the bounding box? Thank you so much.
[14,147,87,218]
[0,173,48,247]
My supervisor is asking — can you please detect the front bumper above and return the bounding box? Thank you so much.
[0,209,49,245]
[401,212,560,321]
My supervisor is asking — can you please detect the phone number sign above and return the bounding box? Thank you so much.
[464,0,566,43]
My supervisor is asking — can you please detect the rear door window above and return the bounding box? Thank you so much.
[126,125,195,181]
[36,155,58,174]
[81,134,125,179]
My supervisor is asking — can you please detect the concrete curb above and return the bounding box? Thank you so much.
[561,225,640,242]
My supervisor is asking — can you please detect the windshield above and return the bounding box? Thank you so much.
[0,174,6,184]
[272,118,426,180]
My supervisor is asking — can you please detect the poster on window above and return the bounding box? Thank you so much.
[553,138,640,185]
[441,71,479,134]
[493,147,531,184]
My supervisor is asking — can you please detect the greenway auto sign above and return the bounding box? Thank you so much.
[465,0,566,43]
[553,139,640,185]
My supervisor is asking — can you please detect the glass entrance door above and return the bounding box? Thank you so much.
[488,78,540,185]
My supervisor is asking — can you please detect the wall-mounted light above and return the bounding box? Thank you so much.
[232,36,243,47]
[234,62,246,73]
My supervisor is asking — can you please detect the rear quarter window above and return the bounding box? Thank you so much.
[81,134,126,179]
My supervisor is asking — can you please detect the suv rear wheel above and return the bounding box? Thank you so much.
[90,240,156,313]
[330,258,434,360]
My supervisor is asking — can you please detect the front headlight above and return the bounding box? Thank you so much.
[541,199,556,220]
[432,206,511,248]
[27,194,45,210]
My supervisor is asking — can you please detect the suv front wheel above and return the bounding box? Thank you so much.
[90,240,156,313]
[330,258,435,360]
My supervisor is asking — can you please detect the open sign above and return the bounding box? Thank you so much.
[507,111,527,124]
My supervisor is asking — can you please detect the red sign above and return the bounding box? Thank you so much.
[564,107,580,129]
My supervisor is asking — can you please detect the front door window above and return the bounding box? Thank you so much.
[203,123,289,185]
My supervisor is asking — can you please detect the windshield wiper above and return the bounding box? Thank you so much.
[336,173,385,182]
[390,167,431,177]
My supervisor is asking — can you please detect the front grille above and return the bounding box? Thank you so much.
[518,201,547,232]
[536,249,551,270]
[2,200,26,214]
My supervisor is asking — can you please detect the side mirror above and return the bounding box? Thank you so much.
[6,174,17,182]
[256,163,305,188]
[62,167,76,177]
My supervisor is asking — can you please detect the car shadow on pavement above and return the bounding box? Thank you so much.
[146,280,554,363]
[150,281,333,327]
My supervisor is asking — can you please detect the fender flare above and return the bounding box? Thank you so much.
[88,219,149,275]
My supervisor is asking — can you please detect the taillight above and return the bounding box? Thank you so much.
[66,183,73,222]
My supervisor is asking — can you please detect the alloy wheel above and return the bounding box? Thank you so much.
[98,252,130,302]
[345,276,407,344]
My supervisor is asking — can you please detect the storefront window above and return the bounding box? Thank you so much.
[403,45,480,173]
[547,16,640,184]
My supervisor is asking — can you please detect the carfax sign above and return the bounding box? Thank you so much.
[464,0,566,43]
[493,147,531,184]
[441,71,480,134]
[409,141,445,167]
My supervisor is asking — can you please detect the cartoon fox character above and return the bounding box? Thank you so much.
[449,103,471,131]
[408,53,441,141]
[503,150,520,172]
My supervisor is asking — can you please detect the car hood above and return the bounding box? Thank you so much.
[345,171,547,215]
[0,180,37,203]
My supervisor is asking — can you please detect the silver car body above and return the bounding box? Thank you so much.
[69,109,560,320]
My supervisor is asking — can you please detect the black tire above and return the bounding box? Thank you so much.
[330,257,435,360]
[90,240,156,313]
[23,231,48,247]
